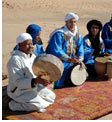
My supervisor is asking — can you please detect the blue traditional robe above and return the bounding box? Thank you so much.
[83,34,105,78]
[101,18,112,54]
[45,26,84,87]
[83,34,105,64]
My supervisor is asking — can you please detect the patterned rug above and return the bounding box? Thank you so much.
[2,81,112,120]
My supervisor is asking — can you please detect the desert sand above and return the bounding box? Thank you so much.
[2,0,112,120]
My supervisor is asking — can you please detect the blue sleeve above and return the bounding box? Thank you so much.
[102,24,112,45]
[35,45,44,56]
[39,45,44,54]
[46,32,69,59]
[83,35,95,64]
[75,31,84,61]
[77,35,84,56]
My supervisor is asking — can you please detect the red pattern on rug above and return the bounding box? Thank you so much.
[2,81,112,120]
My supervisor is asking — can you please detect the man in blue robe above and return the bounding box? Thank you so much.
[101,16,112,55]
[46,12,85,88]
[83,20,105,78]
[13,24,44,56]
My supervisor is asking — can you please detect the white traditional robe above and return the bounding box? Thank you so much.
[7,50,56,112]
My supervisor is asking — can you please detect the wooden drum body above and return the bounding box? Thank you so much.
[32,54,64,83]
[94,57,107,75]
[65,64,87,86]
[107,59,112,81]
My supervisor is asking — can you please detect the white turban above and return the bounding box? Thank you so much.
[16,33,32,44]
[65,12,79,22]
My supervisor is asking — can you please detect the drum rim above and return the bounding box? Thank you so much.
[70,64,86,86]
[32,54,64,82]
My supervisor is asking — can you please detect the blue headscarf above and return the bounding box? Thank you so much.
[26,24,41,45]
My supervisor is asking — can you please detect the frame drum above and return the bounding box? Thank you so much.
[32,54,64,83]
[65,64,87,86]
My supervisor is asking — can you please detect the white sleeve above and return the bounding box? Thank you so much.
[7,57,33,89]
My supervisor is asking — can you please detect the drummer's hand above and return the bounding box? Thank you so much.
[103,52,111,56]
[68,57,80,63]
[68,57,85,69]
[34,76,50,86]
[79,61,85,70]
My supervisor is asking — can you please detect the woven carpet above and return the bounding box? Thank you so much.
[2,81,112,120]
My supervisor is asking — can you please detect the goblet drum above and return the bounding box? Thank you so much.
[107,56,112,81]
[94,57,107,75]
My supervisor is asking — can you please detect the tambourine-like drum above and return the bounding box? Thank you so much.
[94,57,108,75]
[107,58,112,81]
[32,54,64,83]
[65,64,87,86]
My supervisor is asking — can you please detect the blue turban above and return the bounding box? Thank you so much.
[26,24,41,45]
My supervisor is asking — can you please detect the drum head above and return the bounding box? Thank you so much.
[32,54,64,83]
[70,65,87,85]
[104,56,112,60]
[95,57,108,63]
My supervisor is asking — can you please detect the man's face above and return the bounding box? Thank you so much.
[34,31,41,42]
[19,39,33,54]
[90,24,99,37]
[66,18,77,31]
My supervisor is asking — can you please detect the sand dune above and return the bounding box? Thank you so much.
[2,0,112,76]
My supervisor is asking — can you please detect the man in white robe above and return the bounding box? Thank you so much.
[7,33,56,112]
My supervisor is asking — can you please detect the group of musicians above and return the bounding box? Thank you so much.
[7,12,112,112]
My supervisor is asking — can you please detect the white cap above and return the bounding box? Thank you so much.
[65,12,79,22]
[16,33,32,44]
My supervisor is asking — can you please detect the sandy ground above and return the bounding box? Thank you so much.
[2,0,112,120]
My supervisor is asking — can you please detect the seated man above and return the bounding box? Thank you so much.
[101,15,112,55]
[7,33,56,112]
[46,12,85,88]
[13,24,44,56]
[83,19,105,78]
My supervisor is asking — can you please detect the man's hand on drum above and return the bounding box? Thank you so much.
[34,76,50,86]
[103,52,111,56]
[68,57,79,63]
[79,61,85,70]
[68,57,85,69]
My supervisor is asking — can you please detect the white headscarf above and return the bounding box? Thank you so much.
[49,25,78,40]
[16,33,32,44]
[65,12,79,22]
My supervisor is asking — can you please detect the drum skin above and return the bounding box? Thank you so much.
[70,65,87,85]
[65,64,87,86]
[32,53,64,83]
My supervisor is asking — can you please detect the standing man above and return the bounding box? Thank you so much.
[46,12,85,88]
[7,33,56,112]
